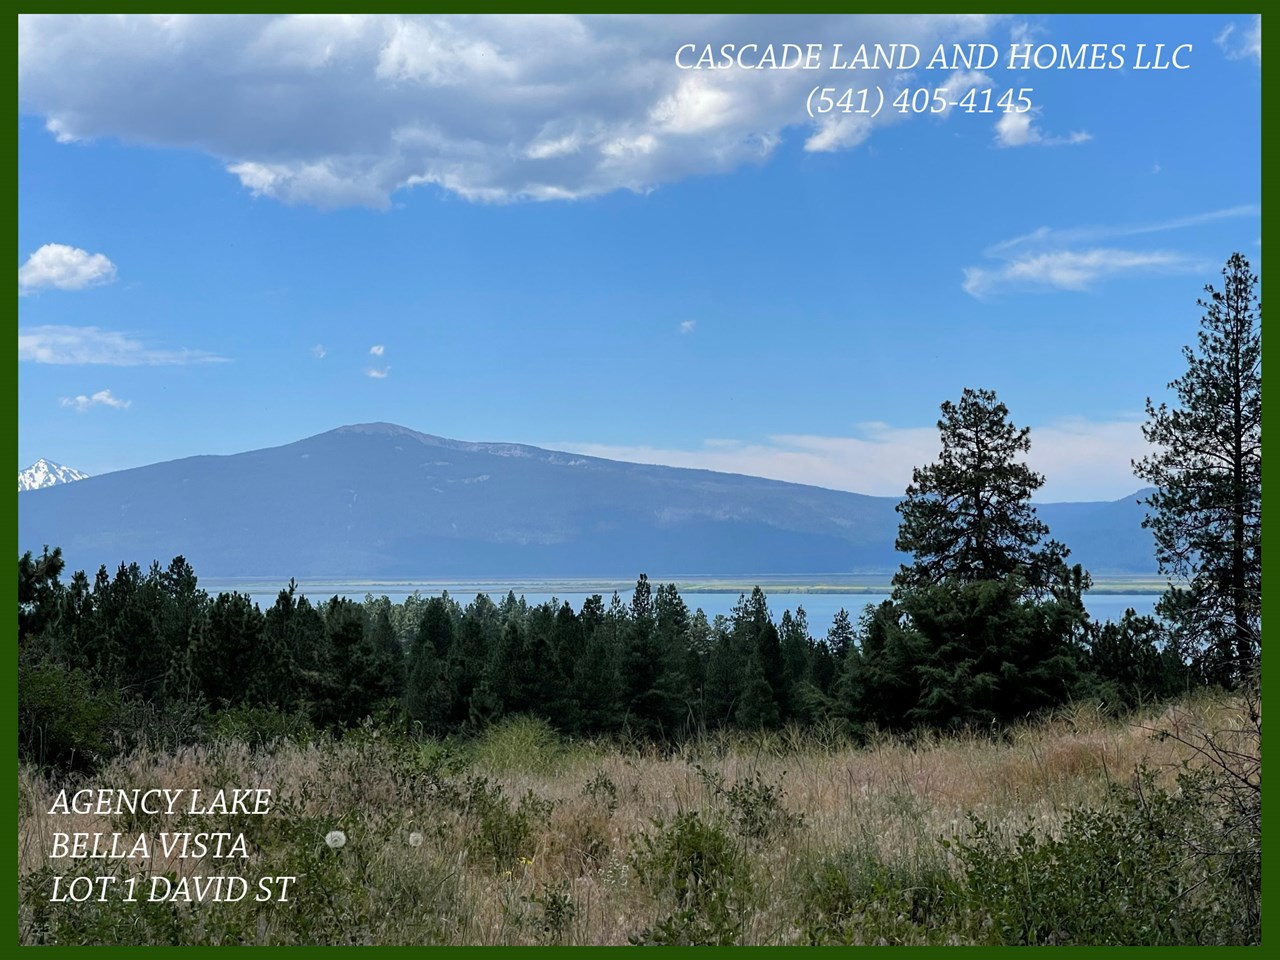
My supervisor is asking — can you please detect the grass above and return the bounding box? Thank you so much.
[17,692,1257,945]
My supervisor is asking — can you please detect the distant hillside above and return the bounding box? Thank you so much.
[17,422,1158,579]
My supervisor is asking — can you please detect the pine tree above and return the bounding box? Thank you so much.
[18,545,65,648]
[872,388,1092,731]
[367,603,406,700]
[446,612,488,727]
[521,601,570,723]
[195,592,265,709]
[319,596,388,726]
[779,609,810,711]
[575,594,626,733]
[252,584,301,709]
[703,615,742,728]
[736,650,780,729]
[1134,252,1261,686]
[485,617,526,716]
[893,387,1069,594]
[621,575,680,738]
[825,608,855,660]
[654,582,695,728]
[406,601,452,732]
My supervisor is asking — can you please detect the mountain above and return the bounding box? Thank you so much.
[18,458,89,493]
[16,422,1158,579]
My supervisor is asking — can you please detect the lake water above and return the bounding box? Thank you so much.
[219,579,1159,636]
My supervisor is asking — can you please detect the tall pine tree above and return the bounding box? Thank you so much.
[1134,252,1261,685]
[893,388,1070,595]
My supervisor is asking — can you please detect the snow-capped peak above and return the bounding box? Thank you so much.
[18,458,89,492]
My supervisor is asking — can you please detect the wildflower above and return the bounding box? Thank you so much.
[518,855,535,867]
[325,830,347,849]
[408,831,424,848]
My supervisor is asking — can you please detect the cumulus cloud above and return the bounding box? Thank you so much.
[994,108,1091,148]
[59,388,131,412]
[369,343,385,355]
[553,417,1147,502]
[312,344,327,358]
[18,325,226,365]
[1216,15,1261,63]
[679,320,696,334]
[367,366,390,378]
[18,243,117,294]
[18,14,1003,209]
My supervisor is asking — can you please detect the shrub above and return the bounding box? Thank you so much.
[948,766,1257,945]
[459,775,555,868]
[524,882,577,944]
[797,841,960,945]
[582,770,619,814]
[694,762,803,841]
[629,810,749,945]
[472,715,562,774]
[18,659,119,771]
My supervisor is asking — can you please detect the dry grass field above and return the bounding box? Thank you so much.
[18,691,1259,945]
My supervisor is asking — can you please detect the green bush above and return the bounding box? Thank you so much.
[693,763,804,842]
[797,841,960,945]
[582,770,619,814]
[948,766,1257,945]
[629,810,749,945]
[18,659,119,771]
[472,715,563,774]
[459,775,555,868]
[523,882,577,944]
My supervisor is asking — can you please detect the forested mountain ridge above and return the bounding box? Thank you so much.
[17,422,1156,578]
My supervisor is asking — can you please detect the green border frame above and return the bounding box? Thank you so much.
[11,6,1267,954]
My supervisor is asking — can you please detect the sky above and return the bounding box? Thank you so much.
[17,13,1262,501]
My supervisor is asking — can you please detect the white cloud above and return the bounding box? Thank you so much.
[18,243,117,294]
[962,205,1258,298]
[552,416,1147,502]
[804,113,877,153]
[679,320,696,334]
[18,14,1003,209]
[986,205,1260,257]
[1216,15,1261,64]
[994,110,1037,147]
[367,366,390,378]
[994,108,1090,148]
[312,344,327,358]
[1009,20,1046,46]
[369,343,385,356]
[18,325,226,365]
[59,388,131,412]
[962,248,1199,298]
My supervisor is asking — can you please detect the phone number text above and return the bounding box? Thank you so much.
[806,87,1035,118]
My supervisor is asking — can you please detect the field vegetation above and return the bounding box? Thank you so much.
[19,695,1259,946]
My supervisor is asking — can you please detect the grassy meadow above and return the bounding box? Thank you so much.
[18,691,1259,946]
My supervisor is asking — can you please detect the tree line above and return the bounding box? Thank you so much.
[18,254,1260,770]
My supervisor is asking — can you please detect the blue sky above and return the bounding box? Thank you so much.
[17,13,1261,501]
